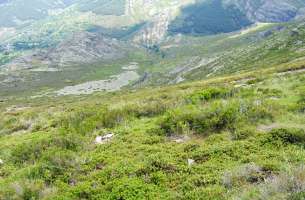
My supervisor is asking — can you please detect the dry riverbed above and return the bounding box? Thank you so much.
[56,65,140,95]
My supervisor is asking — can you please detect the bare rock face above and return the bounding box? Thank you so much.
[41,32,127,67]
[133,11,172,47]
[251,0,297,22]
[128,0,194,46]
[227,0,301,23]
[2,31,128,71]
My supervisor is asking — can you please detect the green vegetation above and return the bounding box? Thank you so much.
[0,62,304,199]
[1,1,305,199]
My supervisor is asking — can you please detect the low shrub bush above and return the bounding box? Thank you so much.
[10,132,83,165]
[231,125,256,140]
[186,87,233,103]
[158,99,273,136]
[159,102,239,136]
[238,165,305,199]
[60,106,131,135]
[28,149,79,184]
[257,88,282,97]
[222,163,268,189]
[10,137,51,165]
[268,128,305,145]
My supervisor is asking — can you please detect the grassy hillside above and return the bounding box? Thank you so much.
[0,1,305,200]
[153,20,305,83]
[0,60,304,199]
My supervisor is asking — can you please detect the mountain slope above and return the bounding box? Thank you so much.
[3,31,130,71]
[168,0,252,35]
[0,59,304,199]
[227,0,305,22]
[0,1,305,199]
[168,0,305,36]
[1,0,305,98]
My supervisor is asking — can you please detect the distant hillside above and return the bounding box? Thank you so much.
[1,0,305,97]
[169,0,305,36]
[168,0,252,35]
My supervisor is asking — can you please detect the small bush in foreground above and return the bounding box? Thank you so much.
[186,87,233,103]
[231,125,256,140]
[268,128,305,145]
[222,163,268,189]
[0,180,55,200]
[237,165,305,200]
[158,99,273,136]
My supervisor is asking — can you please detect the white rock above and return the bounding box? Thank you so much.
[95,134,114,144]
[188,159,195,166]
[171,135,190,143]
[174,138,184,143]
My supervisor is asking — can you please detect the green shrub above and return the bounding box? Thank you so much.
[268,128,305,145]
[50,133,84,151]
[123,101,168,118]
[10,137,51,165]
[159,102,239,136]
[257,88,282,97]
[231,125,256,140]
[183,186,226,200]
[290,192,305,200]
[3,180,54,200]
[186,87,232,103]
[158,99,273,136]
[10,133,83,165]
[98,177,167,200]
[297,93,305,112]
[60,106,131,135]
[136,156,177,177]
[246,78,263,85]
[241,100,274,123]
[29,149,79,183]
[0,117,30,135]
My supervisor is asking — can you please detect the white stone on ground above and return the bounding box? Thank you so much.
[95,134,114,144]
[188,159,195,166]
[170,135,190,143]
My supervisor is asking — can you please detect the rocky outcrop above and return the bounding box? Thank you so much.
[133,11,172,47]
[44,32,126,67]
[2,31,129,71]
[227,0,303,23]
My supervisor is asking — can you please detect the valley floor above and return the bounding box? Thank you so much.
[0,62,304,199]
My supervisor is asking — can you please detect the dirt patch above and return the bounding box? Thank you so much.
[257,123,280,132]
[168,135,190,143]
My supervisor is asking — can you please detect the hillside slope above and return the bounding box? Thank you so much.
[0,60,304,199]
[0,1,305,199]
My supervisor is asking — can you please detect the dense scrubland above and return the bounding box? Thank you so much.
[0,62,304,199]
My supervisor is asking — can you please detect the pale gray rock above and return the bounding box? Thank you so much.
[95,134,114,144]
